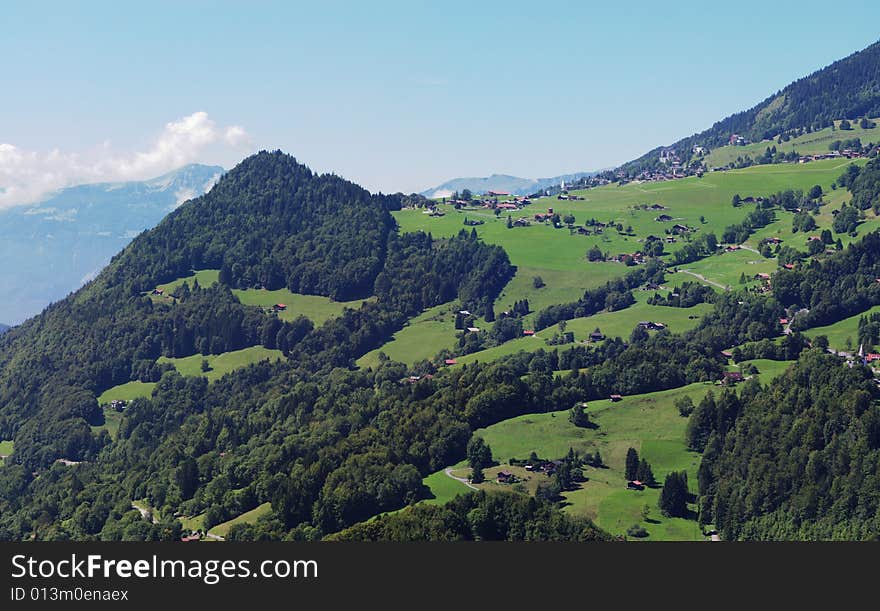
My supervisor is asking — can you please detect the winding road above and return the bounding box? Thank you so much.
[677,270,729,291]
[445,468,479,490]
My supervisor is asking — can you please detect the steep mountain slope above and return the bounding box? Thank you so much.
[0,150,512,468]
[0,151,526,541]
[0,164,223,324]
[622,39,880,172]
[421,171,597,198]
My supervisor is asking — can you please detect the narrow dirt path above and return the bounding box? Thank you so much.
[445,467,479,490]
[677,270,729,290]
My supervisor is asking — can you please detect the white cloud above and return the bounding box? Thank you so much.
[0,112,251,209]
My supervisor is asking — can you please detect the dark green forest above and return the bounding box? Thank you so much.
[327,491,613,541]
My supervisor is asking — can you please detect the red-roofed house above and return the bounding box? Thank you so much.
[444,359,458,366]
[487,190,510,197]
[867,354,880,363]
[273,303,287,311]
[523,330,535,336]
[779,318,788,325]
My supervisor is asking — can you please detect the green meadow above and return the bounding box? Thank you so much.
[357,303,463,369]
[735,358,795,381]
[156,269,220,294]
[433,356,789,541]
[675,248,777,290]
[209,502,273,538]
[180,502,273,538]
[801,305,880,352]
[434,383,716,541]
[158,346,284,382]
[396,158,856,325]
[0,440,13,465]
[232,287,372,325]
[96,346,284,421]
[455,292,712,366]
[152,269,372,326]
[97,380,157,404]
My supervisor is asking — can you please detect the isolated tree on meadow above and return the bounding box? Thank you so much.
[467,437,493,470]
[659,471,689,517]
[569,404,591,428]
[625,447,640,481]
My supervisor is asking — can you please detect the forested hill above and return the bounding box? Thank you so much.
[106,151,397,300]
[0,150,513,471]
[622,39,880,171]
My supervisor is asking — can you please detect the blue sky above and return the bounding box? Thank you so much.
[1,0,878,198]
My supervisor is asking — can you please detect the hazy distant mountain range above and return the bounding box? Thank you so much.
[420,171,599,198]
[0,164,223,325]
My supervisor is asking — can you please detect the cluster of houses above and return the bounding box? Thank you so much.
[523,460,564,475]
[721,371,745,385]
[729,134,750,146]
[637,320,667,331]
[496,470,518,483]
[533,208,555,222]
[607,251,648,264]
[798,150,863,163]
[108,399,128,412]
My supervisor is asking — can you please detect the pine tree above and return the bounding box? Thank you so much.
[636,459,656,486]
[625,447,639,481]
[471,465,485,484]
[467,437,493,470]
[659,471,689,517]
[569,404,591,428]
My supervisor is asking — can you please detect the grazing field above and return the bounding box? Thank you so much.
[357,303,463,369]
[232,288,372,325]
[208,503,273,538]
[455,293,711,366]
[450,383,714,540]
[179,502,272,538]
[801,305,880,352]
[0,440,12,465]
[396,159,858,335]
[179,513,206,533]
[423,356,793,541]
[152,269,371,326]
[158,346,284,382]
[157,269,220,294]
[735,358,795,381]
[421,469,472,506]
[703,118,880,168]
[676,248,777,290]
[97,381,157,404]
